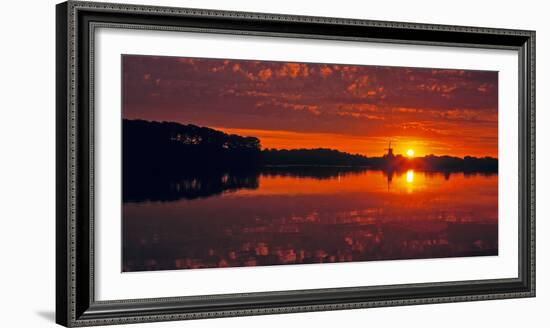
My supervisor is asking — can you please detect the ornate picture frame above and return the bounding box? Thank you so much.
[56,1,535,326]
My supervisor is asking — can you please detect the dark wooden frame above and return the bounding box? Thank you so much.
[56,1,536,326]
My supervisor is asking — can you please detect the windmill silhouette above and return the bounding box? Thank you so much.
[383,141,396,191]
[384,141,395,159]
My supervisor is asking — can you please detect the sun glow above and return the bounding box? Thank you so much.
[406,149,415,157]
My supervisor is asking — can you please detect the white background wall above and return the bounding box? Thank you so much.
[0,0,546,327]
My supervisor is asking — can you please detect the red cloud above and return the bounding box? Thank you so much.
[319,65,333,78]
[258,68,273,81]
[277,63,310,78]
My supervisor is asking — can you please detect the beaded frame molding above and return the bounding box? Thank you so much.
[56,1,535,326]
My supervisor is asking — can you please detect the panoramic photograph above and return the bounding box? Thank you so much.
[121,55,499,272]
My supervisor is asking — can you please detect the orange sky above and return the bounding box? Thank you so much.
[213,126,496,158]
[123,55,498,158]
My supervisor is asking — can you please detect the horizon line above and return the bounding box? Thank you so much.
[123,118,498,159]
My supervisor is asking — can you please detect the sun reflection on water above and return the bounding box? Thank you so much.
[406,169,414,183]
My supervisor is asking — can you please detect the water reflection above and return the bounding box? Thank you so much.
[123,167,494,202]
[406,169,414,183]
[123,168,498,272]
[124,167,371,202]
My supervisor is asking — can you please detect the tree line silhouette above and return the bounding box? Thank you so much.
[123,119,261,176]
[123,119,497,174]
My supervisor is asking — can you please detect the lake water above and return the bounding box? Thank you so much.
[122,169,498,272]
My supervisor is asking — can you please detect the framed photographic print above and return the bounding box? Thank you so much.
[56,1,535,326]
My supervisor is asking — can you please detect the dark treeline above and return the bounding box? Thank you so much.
[368,154,498,173]
[262,149,497,173]
[123,119,497,175]
[123,119,261,176]
[262,148,370,167]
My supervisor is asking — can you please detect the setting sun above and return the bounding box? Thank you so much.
[406,149,415,157]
